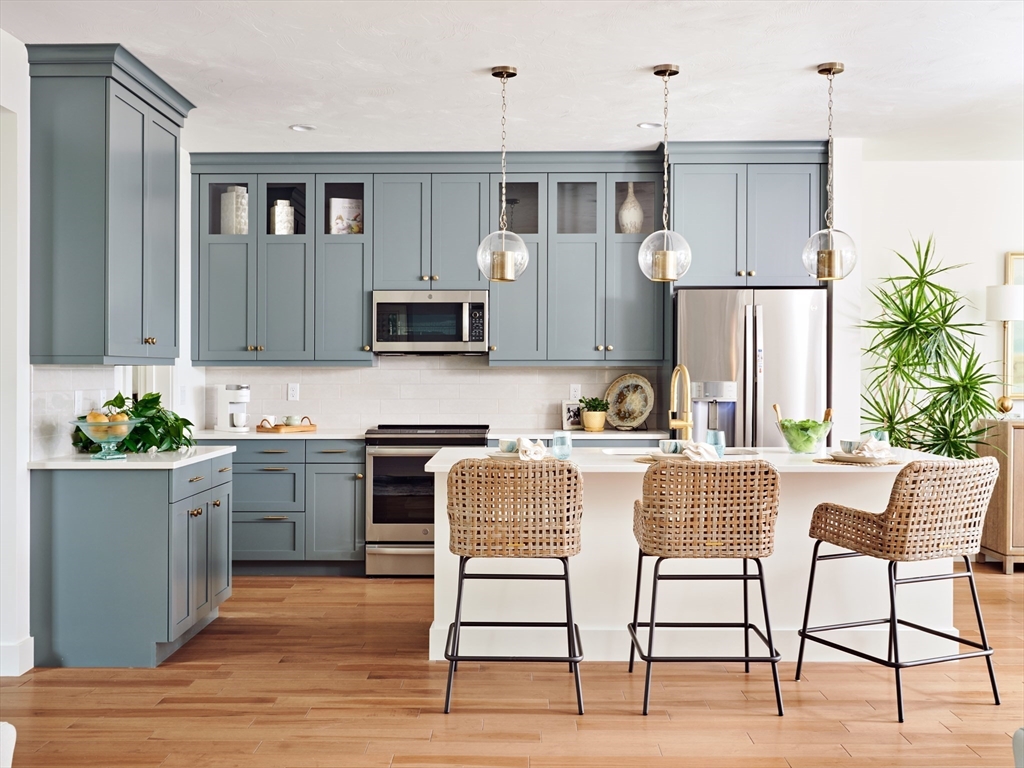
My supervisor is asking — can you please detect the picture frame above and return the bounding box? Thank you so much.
[561,400,583,431]
[1008,252,1023,400]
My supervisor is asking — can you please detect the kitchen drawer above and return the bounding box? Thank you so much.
[170,460,212,502]
[232,464,305,512]
[232,512,305,560]
[229,440,306,464]
[305,439,365,463]
[211,452,234,484]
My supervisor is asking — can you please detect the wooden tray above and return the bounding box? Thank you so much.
[256,417,316,434]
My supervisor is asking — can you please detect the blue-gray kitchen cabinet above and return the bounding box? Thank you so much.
[547,174,607,361]
[305,465,366,561]
[231,463,305,513]
[430,174,490,289]
[671,164,748,288]
[28,44,193,364]
[487,173,548,362]
[315,174,374,361]
[372,174,432,289]
[231,512,306,560]
[745,164,821,287]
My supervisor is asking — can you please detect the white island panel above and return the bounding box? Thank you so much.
[427,447,957,663]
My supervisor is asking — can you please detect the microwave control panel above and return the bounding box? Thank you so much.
[468,304,486,342]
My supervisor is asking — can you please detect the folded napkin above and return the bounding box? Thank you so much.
[854,437,893,459]
[517,437,547,461]
[663,441,720,461]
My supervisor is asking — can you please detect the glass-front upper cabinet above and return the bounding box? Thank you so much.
[493,179,541,236]
[263,179,308,235]
[556,180,599,234]
[610,177,660,236]
[207,178,255,235]
[322,179,367,236]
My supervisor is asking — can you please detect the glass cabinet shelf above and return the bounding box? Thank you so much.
[266,182,307,235]
[208,181,250,235]
[557,181,598,234]
[323,182,365,235]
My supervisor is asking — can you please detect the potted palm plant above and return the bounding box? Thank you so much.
[862,237,999,458]
[579,396,610,432]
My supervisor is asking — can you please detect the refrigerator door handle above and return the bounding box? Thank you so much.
[754,304,765,447]
[744,304,755,447]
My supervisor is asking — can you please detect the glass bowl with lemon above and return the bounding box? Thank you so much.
[71,412,146,460]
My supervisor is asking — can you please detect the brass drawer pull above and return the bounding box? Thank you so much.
[262,515,289,521]
[320,449,348,454]
[212,499,221,507]
[218,466,232,473]
[262,449,288,454]
[189,475,204,483]
[261,467,288,471]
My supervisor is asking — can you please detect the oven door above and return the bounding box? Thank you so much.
[372,290,487,353]
[365,447,437,544]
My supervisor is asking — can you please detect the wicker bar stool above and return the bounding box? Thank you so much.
[444,458,585,714]
[627,459,783,716]
[795,458,1001,722]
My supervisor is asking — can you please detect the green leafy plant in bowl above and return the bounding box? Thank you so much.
[72,392,195,455]
[777,418,832,454]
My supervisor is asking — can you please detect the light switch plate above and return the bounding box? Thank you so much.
[74,390,83,416]
[569,384,582,401]
[287,383,300,401]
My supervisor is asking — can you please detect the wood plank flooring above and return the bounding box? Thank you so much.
[2,561,1020,767]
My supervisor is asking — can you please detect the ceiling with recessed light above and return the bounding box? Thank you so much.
[2,0,1021,159]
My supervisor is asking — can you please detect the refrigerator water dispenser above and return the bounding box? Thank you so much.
[690,381,737,445]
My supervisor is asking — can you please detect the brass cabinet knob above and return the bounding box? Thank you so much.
[597,345,605,351]
[212,499,221,507]
[247,345,256,351]
[488,345,497,352]
[257,345,265,351]
[607,345,614,351]
[362,345,371,351]
[421,275,430,281]
[196,508,203,516]
[738,270,746,277]
[748,270,756,277]
[355,473,364,480]
[190,508,203,517]
[431,275,439,281]
[150,337,157,344]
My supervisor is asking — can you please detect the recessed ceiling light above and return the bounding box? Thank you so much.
[637,122,662,129]
[289,124,317,132]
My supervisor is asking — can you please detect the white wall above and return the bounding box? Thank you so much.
[0,28,34,675]
[860,160,1024,418]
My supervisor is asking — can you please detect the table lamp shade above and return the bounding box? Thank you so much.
[986,284,1024,322]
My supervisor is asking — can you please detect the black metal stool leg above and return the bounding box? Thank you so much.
[963,556,1000,706]
[887,561,904,723]
[628,548,644,673]
[743,558,751,673]
[444,556,470,714]
[642,558,663,716]
[562,557,584,715]
[754,558,784,716]
[795,540,822,681]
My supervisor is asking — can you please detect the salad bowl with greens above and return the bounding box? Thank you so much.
[776,418,832,454]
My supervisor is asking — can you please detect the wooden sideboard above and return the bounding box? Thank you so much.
[976,419,1023,574]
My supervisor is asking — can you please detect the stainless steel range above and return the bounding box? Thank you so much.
[364,424,489,576]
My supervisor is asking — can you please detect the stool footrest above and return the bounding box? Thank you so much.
[628,620,780,664]
[444,621,584,664]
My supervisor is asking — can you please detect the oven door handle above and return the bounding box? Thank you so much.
[366,545,434,556]
[366,447,442,456]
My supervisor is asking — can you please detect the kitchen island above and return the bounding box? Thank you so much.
[425,446,959,662]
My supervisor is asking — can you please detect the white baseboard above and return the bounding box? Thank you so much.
[0,636,33,676]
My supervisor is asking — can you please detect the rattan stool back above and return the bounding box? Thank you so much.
[634,460,780,559]
[447,458,583,559]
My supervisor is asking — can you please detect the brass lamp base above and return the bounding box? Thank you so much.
[652,250,680,282]
[817,249,841,281]
[489,250,516,282]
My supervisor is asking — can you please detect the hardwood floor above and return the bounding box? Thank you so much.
[2,561,1020,767]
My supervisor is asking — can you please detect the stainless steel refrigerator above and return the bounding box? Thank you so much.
[674,288,829,448]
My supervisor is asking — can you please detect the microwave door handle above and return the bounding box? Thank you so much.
[462,303,470,342]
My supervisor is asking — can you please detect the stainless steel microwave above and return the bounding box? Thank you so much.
[372,290,488,354]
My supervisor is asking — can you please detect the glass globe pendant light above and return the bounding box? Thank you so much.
[638,64,691,282]
[801,63,857,281]
[477,66,529,282]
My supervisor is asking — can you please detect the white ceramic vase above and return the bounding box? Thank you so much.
[618,181,644,234]
[270,200,295,235]
[220,186,248,235]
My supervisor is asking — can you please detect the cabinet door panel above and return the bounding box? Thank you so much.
[257,240,314,360]
[316,241,372,360]
[231,464,305,512]
[192,498,211,622]
[200,241,257,359]
[232,512,305,560]
[144,113,179,358]
[168,497,192,640]
[305,466,365,561]
[106,82,147,357]
[548,241,604,361]
[373,175,431,289]
[430,174,488,289]
[746,164,821,287]
[209,485,232,603]
[606,240,665,361]
[672,164,747,287]
[490,242,545,360]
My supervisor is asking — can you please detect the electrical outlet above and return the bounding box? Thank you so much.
[569,384,582,401]
[74,391,83,415]
[287,383,300,401]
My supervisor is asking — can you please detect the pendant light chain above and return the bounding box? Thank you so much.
[825,71,834,230]
[661,73,670,231]
[499,74,508,233]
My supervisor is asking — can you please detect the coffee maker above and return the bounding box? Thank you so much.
[214,384,251,432]
[690,381,737,445]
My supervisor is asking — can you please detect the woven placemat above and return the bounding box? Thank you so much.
[813,456,903,467]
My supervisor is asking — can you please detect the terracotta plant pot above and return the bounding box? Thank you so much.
[581,411,607,432]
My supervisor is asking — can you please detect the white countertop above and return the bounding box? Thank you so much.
[28,445,235,470]
[488,430,670,441]
[193,429,365,441]
[426,446,936,474]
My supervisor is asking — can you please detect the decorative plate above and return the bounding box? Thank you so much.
[604,374,655,430]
